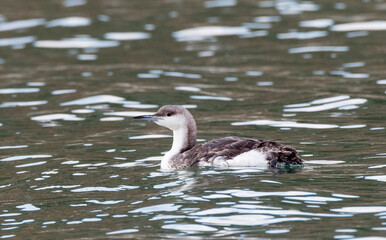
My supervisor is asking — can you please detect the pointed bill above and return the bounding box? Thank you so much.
[133,115,159,121]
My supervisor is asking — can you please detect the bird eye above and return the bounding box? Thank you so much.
[167,113,172,117]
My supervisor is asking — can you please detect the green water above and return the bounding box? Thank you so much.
[0,0,385,239]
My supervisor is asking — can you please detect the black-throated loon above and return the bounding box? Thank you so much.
[134,105,304,170]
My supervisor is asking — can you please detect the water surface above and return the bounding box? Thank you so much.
[0,0,385,239]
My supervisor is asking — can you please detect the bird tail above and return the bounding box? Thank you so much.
[257,141,304,168]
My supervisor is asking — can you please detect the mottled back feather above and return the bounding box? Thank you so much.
[170,136,303,169]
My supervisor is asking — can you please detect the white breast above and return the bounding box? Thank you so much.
[198,150,269,168]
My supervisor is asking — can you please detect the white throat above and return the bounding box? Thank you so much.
[161,127,188,169]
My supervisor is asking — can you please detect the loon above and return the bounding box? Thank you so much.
[134,105,304,170]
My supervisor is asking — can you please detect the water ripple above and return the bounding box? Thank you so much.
[162,223,217,232]
[190,95,232,101]
[1,155,52,162]
[331,206,386,214]
[16,204,40,211]
[31,114,84,122]
[0,36,36,47]
[299,19,334,28]
[364,175,386,183]
[0,18,45,32]
[277,31,327,40]
[85,200,124,205]
[288,46,349,54]
[106,229,139,235]
[0,88,40,94]
[71,185,139,192]
[331,21,386,31]
[196,214,309,226]
[172,26,250,41]
[46,17,91,28]
[130,204,181,213]
[204,0,237,8]
[284,98,367,112]
[61,95,126,106]
[232,120,339,129]
[104,32,151,41]
[34,38,119,49]
[0,101,47,108]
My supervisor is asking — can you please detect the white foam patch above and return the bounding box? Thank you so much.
[172,26,250,41]
[104,111,155,117]
[129,134,172,140]
[285,196,342,202]
[100,117,124,121]
[31,114,84,122]
[288,46,349,54]
[27,82,46,86]
[71,185,139,192]
[34,38,119,49]
[1,154,52,162]
[311,95,351,105]
[190,95,232,101]
[330,70,369,79]
[195,214,309,226]
[164,72,202,78]
[34,185,80,190]
[254,16,281,23]
[162,223,217,232]
[52,89,77,95]
[16,204,40,211]
[130,203,181,213]
[123,104,158,109]
[106,229,139,235]
[340,125,366,129]
[277,31,327,40]
[61,95,125,106]
[104,32,151,40]
[331,21,386,31]
[0,88,40,94]
[0,213,21,217]
[284,98,367,112]
[331,206,386,213]
[0,18,46,32]
[369,165,386,169]
[365,175,386,182]
[204,0,237,8]
[85,200,124,205]
[175,86,201,92]
[306,160,345,164]
[299,19,334,28]
[111,162,137,168]
[0,101,47,108]
[275,1,319,14]
[72,109,94,114]
[376,80,386,85]
[343,62,365,68]
[15,161,47,168]
[63,0,86,7]
[240,30,269,38]
[46,17,91,27]
[266,229,290,234]
[77,54,97,61]
[0,145,28,150]
[137,73,160,79]
[0,36,36,47]
[232,120,339,129]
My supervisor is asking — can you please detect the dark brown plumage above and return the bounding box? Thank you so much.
[170,136,304,169]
